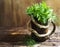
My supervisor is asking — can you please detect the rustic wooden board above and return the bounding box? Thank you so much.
[0,0,41,27]
[0,26,60,47]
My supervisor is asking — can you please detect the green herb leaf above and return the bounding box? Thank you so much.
[26,1,56,24]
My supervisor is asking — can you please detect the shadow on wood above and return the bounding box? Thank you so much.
[0,34,31,45]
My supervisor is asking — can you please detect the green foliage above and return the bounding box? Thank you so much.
[26,1,56,24]
[24,36,36,46]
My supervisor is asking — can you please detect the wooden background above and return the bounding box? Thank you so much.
[46,0,60,26]
[0,0,41,28]
[0,0,60,28]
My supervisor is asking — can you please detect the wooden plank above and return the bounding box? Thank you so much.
[0,26,60,46]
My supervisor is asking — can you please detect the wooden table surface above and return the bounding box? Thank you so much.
[0,26,60,47]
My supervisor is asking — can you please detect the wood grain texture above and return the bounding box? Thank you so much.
[0,0,41,28]
[0,0,4,26]
[0,26,60,46]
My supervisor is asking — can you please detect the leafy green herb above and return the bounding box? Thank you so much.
[26,1,56,24]
[24,36,36,46]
